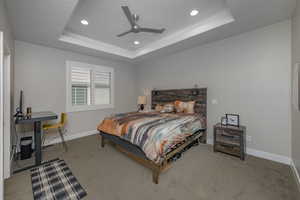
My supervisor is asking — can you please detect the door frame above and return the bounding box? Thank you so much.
[3,51,11,179]
[0,31,4,200]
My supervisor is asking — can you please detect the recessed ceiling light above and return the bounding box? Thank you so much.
[134,41,140,45]
[81,19,89,25]
[190,9,199,16]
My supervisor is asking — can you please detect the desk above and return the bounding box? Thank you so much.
[15,111,57,172]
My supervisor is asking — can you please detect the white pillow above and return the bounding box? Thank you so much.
[160,104,175,113]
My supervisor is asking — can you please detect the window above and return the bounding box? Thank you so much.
[94,71,111,105]
[66,61,114,112]
[71,67,91,106]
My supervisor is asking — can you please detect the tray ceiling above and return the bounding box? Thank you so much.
[6,0,296,62]
[66,0,228,51]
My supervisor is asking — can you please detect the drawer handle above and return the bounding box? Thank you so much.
[221,134,235,138]
[220,144,234,149]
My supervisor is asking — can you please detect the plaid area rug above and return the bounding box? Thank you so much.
[31,159,87,200]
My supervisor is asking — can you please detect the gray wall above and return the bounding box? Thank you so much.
[12,19,293,159]
[14,41,137,136]
[136,20,292,157]
[292,0,300,177]
[0,0,13,50]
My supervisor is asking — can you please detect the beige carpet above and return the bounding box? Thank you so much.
[5,134,300,200]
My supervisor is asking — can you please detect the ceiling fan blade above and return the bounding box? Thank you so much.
[117,30,132,37]
[122,6,135,27]
[140,28,165,34]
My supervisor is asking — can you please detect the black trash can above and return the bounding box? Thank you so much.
[20,136,33,160]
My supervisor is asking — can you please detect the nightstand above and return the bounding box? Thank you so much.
[213,123,246,160]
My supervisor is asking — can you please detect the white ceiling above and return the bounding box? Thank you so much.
[6,0,296,62]
[66,0,227,50]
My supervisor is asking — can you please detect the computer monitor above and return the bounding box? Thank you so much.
[14,90,23,117]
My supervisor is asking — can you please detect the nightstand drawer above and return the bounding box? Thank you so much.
[214,143,240,157]
[216,134,240,146]
[215,128,241,136]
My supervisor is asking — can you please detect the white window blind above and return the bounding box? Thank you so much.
[66,61,114,112]
[71,67,91,106]
[94,71,111,105]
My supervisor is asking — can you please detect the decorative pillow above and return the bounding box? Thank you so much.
[185,101,195,114]
[174,101,195,114]
[174,100,185,113]
[160,103,175,113]
[155,104,163,112]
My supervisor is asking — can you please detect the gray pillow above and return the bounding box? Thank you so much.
[160,103,175,113]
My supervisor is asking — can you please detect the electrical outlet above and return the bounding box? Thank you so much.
[246,136,252,143]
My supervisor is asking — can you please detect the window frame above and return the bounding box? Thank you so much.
[66,61,114,112]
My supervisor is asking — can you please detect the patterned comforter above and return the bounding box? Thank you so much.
[97,112,205,163]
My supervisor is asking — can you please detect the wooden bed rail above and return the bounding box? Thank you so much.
[100,129,206,184]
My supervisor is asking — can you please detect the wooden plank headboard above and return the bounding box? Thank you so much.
[151,88,207,119]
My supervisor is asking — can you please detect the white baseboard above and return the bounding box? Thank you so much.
[43,130,98,146]
[206,138,291,165]
[291,159,300,190]
[22,131,292,165]
[246,148,291,165]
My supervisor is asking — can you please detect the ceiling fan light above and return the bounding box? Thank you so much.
[190,9,199,16]
[134,41,140,45]
[81,19,89,25]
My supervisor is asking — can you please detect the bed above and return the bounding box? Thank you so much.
[97,88,207,184]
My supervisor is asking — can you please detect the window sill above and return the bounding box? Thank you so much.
[66,104,114,113]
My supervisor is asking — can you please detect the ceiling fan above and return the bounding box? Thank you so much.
[117,6,166,37]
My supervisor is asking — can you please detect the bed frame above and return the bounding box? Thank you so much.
[100,88,207,184]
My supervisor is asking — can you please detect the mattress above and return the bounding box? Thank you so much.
[98,112,205,164]
[100,129,204,163]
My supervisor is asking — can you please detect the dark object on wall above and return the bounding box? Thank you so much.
[20,136,33,160]
[226,114,240,127]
